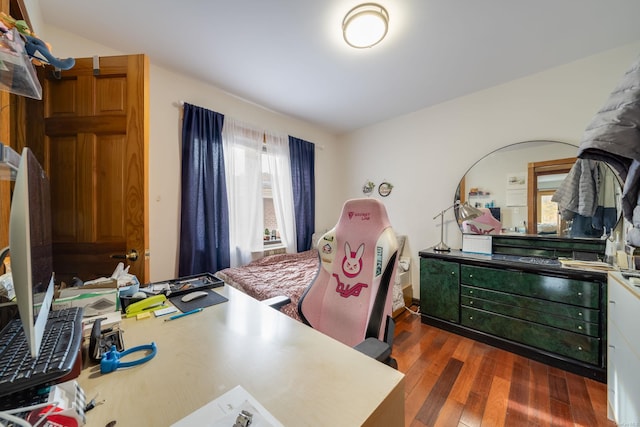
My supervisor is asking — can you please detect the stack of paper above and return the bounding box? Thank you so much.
[171,385,283,427]
[558,258,616,271]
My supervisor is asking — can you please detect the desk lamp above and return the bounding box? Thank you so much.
[433,201,483,252]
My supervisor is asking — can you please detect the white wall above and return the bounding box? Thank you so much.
[39,26,343,282]
[340,42,640,297]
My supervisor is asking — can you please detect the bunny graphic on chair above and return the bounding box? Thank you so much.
[333,241,368,298]
[342,242,365,277]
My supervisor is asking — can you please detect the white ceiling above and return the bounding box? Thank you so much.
[37,0,640,135]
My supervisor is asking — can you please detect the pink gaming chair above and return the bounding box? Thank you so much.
[298,198,399,367]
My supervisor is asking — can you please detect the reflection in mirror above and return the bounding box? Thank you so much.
[455,140,622,239]
[551,159,621,238]
[527,157,576,235]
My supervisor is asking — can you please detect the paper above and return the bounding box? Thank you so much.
[558,258,615,271]
[171,385,283,427]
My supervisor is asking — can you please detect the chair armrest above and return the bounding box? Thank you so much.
[262,295,291,310]
[354,337,391,362]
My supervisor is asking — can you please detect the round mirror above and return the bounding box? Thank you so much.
[454,140,622,238]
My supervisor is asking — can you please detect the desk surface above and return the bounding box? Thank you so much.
[78,285,405,426]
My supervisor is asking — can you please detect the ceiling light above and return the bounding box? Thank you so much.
[342,3,389,49]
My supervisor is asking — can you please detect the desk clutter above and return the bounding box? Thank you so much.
[0,271,229,426]
[142,273,224,298]
[0,380,87,427]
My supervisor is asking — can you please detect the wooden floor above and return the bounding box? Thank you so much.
[393,307,615,427]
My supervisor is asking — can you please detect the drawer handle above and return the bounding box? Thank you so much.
[451,271,455,275]
[577,292,583,297]
[469,290,473,294]
[609,300,616,304]
[577,346,583,351]
[469,274,473,278]
[577,312,583,317]
[577,325,583,330]
[469,316,473,320]
[609,345,616,349]
[469,301,474,305]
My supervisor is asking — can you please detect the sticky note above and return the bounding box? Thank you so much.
[154,306,178,317]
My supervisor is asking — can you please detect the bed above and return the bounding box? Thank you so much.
[214,249,319,320]
[214,236,409,321]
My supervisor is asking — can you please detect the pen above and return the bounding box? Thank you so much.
[164,308,203,321]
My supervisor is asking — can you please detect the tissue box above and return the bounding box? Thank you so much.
[50,287,119,317]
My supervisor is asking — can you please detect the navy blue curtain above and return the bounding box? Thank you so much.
[289,136,315,252]
[179,103,230,275]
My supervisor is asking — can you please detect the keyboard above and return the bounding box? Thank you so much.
[0,307,84,397]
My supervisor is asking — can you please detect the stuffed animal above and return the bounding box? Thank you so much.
[0,12,75,70]
[23,33,75,70]
[0,12,32,36]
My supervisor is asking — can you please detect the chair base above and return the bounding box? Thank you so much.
[354,337,392,363]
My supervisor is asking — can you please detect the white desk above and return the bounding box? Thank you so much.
[77,285,405,426]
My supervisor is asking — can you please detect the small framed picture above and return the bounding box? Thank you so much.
[378,182,393,197]
[506,173,526,189]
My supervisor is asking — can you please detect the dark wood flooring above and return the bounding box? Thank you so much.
[393,307,614,427]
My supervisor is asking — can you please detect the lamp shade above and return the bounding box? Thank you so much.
[342,3,389,48]
[457,202,484,222]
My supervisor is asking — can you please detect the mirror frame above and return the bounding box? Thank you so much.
[454,140,622,239]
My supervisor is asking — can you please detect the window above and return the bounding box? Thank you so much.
[262,150,281,246]
[222,117,296,266]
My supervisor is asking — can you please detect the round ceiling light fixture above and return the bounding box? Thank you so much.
[342,3,389,49]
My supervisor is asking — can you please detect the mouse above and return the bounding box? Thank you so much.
[181,290,209,302]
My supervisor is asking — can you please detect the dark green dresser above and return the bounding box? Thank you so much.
[419,237,607,382]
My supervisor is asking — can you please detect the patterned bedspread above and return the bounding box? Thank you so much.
[214,248,407,321]
[214,249,320,321]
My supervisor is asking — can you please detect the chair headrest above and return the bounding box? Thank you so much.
[335,198,391,237]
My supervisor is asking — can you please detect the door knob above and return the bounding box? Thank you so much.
[111,249,139,262]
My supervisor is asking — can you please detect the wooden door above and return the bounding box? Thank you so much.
[28,54,149,284]
[526,157,576,235]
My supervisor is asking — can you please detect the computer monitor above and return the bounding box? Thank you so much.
[9,147,55,358]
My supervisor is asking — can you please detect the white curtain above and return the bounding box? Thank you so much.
[222,118,263,267]
[265,131,297,254]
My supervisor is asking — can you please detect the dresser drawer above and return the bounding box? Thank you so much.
[461,306,601,365]
[461,287,600,337]
[461,265,600,308]
[461,285,600,322]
